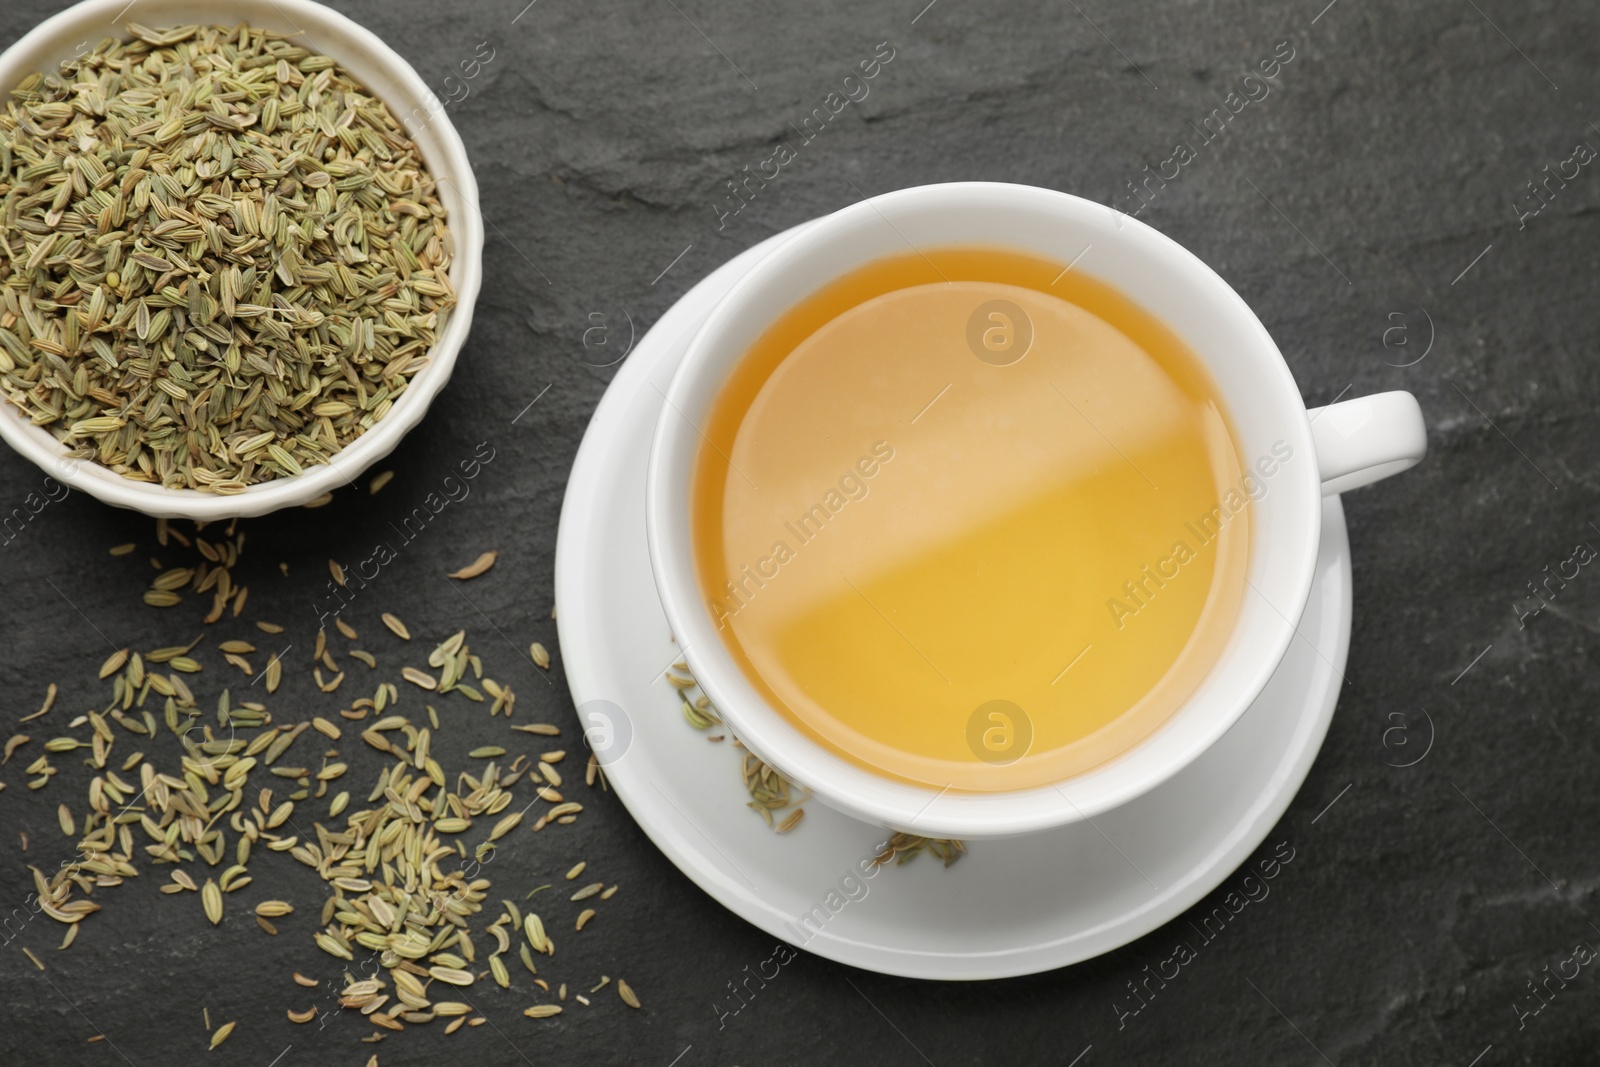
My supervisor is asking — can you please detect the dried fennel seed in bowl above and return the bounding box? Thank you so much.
[0,23,456,493]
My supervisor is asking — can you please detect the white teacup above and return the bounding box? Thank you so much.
[646,182,1424,839]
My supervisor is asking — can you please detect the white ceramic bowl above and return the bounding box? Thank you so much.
[0,0,484,519]
[647,182,1425,838]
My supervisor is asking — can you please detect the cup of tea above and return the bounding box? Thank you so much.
[647,182,1424,838]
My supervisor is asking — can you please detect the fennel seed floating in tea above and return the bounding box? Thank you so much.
[0,22,456,492]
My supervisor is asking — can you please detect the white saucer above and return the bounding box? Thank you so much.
[553,230,1353,980]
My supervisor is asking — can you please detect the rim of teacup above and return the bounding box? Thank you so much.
[0,0,484,519]
[647,182,1322,838]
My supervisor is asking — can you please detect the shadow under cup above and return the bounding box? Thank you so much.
[648,183,1325,838]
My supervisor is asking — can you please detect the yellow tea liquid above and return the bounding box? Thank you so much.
[691,247,1251,791]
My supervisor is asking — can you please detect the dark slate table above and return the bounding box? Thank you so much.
[1,1,1596,1064]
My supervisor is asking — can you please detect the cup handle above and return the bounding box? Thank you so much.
[1306,390,1427,496]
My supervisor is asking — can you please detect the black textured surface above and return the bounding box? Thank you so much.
[1,1,1598,1064]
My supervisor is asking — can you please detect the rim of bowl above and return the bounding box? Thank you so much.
[0,0,484,519]
[647,181,1321,838]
